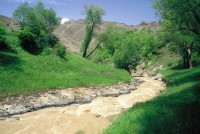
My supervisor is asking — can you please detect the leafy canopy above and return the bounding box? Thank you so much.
[13,2,59,32]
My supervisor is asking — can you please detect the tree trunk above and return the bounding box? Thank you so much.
[183,49,188,68]
[86,41,102,58]
[187,47,193,69]
[82,23,94,58]
[82,48,87,58]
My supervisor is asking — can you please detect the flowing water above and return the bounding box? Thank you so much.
[0,77,165,134]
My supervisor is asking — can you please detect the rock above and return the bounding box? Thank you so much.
[153,73,163,81]
[147,61,152,66]
[141,62,146,69]
[0,117,7,120]
[158,65,163,70]
[142,72,150,77]
[0,79,142,117]
[95,114,102,118]
[153,67,158,72]
[162,83,167,87]
[131,67,144,77]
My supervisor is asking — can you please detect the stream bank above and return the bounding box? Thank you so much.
[0,77,165,134]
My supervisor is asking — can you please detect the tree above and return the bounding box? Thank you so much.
[81,4,105,58]
[93,25,140,71]
[160,27,196,68]
[13,2,60,54]
[13,2,59,32]
[153,0,200,68]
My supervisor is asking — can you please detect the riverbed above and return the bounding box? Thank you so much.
[0,77,165,134]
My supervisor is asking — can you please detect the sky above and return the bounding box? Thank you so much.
[0,0,158,25]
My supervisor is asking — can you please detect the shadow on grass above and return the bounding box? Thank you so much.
[135,82,200,134]
[170,64,185,70]
[103,66,200,134]
[165,66,200,87]
[0,52,23,71]
[134,66,200,134]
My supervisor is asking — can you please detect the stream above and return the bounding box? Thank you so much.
[0,77,165,134]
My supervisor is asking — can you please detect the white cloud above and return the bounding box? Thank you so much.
[61,18,69,25]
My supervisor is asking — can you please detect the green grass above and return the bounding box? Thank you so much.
[102,66,200,134]
[0,51,131,99]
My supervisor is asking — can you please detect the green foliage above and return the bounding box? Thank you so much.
[53,42,66,58]
[91,25,161,70]
[113,32,140,70]
[81,4,105,58]
[18,26,43,54]
[13,2,60,54]
[154,0,200,37]
[103,66,200,134]
[0,23,20,51]
[13,2,59,32]
[46,34,59,48]
[0,51,131,99]
[113,46,139,71]
[153,0,200,68]
[138,28,162,58]
[0,23,10,51]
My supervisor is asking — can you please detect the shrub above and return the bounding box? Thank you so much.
[53,42,66,58]
[19,26,58,55]
[13,2,60,54]
[42,47,52,55]
[113,44,139,71]
[0,24,10,51]
[19,26,42,54]
[46,34,59,48]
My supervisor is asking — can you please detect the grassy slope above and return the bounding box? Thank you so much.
[103,66,200,134]
[0,51,131,99]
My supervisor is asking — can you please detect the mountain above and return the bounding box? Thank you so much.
[54,19,160,53]
[0,15,160,54]
[0,15,20,30]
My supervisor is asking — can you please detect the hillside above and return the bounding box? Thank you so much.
[0,51,131,100]
[0,15,160,54]
[54,19,160,53]
[0,15,20,30]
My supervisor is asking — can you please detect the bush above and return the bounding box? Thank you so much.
[19,26,42,54]
[19,26,60,55]
[0,24,10,51]
[42,47,52,55]
[47,34,59,48]
[53,42,66,58]
[113,44,139,71]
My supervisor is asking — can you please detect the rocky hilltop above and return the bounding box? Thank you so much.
[0,15,20,30]
[0,15,160,53]
[54,19,160,53]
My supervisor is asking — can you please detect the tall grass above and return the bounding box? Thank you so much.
[0,51,131,99]
[103,66,200,134]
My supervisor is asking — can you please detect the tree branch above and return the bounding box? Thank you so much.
[86,41,102,58]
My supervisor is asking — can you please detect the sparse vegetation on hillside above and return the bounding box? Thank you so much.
[54,19,160,54]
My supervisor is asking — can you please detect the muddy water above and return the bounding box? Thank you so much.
[0,77,165,134]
